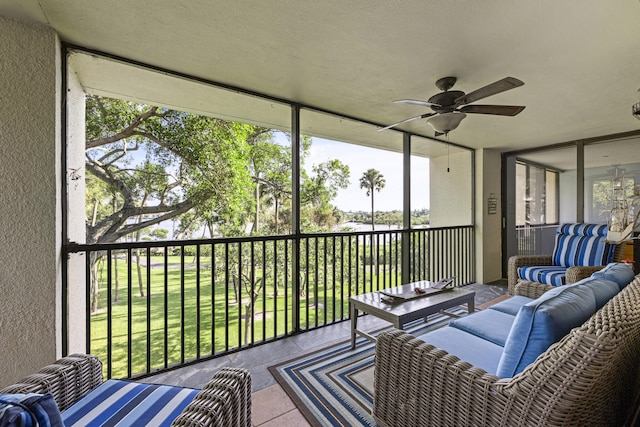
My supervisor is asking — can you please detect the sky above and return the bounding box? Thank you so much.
[304,138,430,212]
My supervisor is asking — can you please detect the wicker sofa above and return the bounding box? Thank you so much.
[0,355,251,426]
[507,223,621,295]
[373,268,640,427]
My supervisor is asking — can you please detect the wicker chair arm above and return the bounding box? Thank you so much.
[171,367,252,427]
[514,280,554,298]
[508,255,553,295]
[0,354,103,411]
[565,265,605,283]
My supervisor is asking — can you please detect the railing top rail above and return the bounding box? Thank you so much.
[515,223,560,229]
[65,224,474,253]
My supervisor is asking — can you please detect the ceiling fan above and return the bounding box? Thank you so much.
[379,76,526,136]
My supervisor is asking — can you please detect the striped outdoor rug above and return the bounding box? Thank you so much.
[269,308,467,427]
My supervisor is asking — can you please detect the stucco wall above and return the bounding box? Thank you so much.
[475,149,502,283]
[0,16,60,386]
[429,151,473,226]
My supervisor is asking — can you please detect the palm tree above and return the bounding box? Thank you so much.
[359,168,386,230]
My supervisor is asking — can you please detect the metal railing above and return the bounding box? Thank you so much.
[65,225,474,379]
[515,224,558,255]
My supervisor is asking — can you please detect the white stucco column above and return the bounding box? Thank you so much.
[0,16,61,386]
[66,56,88,354]
[475,149,503,283]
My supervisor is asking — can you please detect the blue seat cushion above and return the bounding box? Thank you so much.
[496,283,596,378]
[572,276,620,309]
[449,309,516,346]
[488,296,534,316]
[415,327,504,376]
[62,380,199,427]
[552,223,615,267]
[592,262,636,290]
[518,265,567,287]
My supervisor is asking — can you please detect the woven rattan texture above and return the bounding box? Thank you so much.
[507,243,626,295]
[0,355,252,427]
[373,275,640,427]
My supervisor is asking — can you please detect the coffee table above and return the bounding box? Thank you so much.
[349,283,475,349]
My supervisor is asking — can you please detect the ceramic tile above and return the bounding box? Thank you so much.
[251,384,297,425]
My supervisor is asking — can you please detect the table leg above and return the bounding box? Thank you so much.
[350,302,358,350]
[467,297,475,314]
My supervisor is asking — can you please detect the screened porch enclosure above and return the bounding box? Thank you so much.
[64,49,475,379]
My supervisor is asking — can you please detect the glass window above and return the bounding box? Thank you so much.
[585,140,640,226]
[514,161,559,226]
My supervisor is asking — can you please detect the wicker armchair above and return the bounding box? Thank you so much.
[372,275,640,427]
[0,354,252,427]
[507,223,623,295]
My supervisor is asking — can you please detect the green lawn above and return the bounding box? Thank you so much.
[90,252,401,378]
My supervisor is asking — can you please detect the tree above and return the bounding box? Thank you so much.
[85,96,257,244]
[85,96,257,311]
[301,160,350,230]
[359,169,386,230]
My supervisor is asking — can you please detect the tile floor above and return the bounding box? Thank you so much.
[144,281,507,426]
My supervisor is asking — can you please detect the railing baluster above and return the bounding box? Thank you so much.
[238,242,243,348]
[180,245,185,365]
[106,249,112,379]
[266,240,270,342]
[323,236,327,326]
[211,243,216,355]
[196,244,201,360]
[127,248,132,379]
[332,235,336,323]
[146,247,151,373]
[284,239,289,334]
[304,238,311,329]
[314,236,319,328]
[224,243,229,352]
[163,248,169,369]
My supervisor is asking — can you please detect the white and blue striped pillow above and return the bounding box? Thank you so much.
[0,393,64,427]
[552,223,615,267]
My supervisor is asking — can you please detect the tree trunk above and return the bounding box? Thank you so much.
[90,253,101,313]
[113,252,120,302]
[274,197,279,234]
[370,189,375,231]
[254,180,260,234]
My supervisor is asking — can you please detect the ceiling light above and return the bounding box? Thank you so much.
[427,112,467,134]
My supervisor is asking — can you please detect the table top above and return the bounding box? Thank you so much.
[350,282,475,318]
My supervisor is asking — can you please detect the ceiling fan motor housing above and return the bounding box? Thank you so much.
[428,91,464,112]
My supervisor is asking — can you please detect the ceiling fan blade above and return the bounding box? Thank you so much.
[454,77,524,105]
[378,113,436,131]
[393,99,440,108]
[459,105,526,116]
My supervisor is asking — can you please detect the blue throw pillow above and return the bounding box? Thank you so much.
[0,393,64,427]
[592,263,636,290]
[496,283,596,378]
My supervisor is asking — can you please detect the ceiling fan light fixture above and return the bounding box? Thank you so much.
[427,112,467,133]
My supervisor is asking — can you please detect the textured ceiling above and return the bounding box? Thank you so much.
[2,0,640,156]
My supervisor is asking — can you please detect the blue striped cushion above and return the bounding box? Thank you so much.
[62,380,199,427]
[551,223,615,267]
[518,265,567,287]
